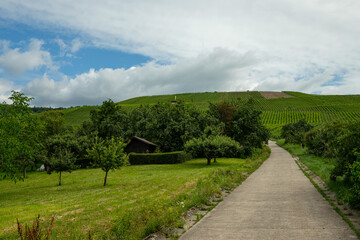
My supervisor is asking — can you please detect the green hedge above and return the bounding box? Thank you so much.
[129,151,192,165]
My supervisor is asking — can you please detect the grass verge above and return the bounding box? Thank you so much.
[276,139,352,203]
[109,146,271,239]
[0,146,270,239]
[294,157,360,239]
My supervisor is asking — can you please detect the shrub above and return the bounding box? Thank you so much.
[17,214,54,240]
[129,151,192,165]
[349,152,360,208]
[281,119,313,145]
[305,121,346,158]
[330,121,360,181]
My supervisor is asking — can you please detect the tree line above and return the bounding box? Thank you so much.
[0,91,270,185]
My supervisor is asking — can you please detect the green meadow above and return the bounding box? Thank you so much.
[0,147,270,239]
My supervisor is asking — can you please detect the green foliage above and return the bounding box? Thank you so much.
[130,103,215,152]
[87,137,128,186]
[207,99,269,156]
[0,91,43,181]
[208,102,236,136]
[232,99,270,154]
[349,152,360,208]
[46,149,77,186]
[128,151,192,165]
[184,135,244,165]
[40,110,65,137]
[281,119,313,144]
[8,90,34,115]
[90,99,132,140]
[330,121,360,181]
[82,100,215,152]
[43,133,92,169]
[304,121,345,158]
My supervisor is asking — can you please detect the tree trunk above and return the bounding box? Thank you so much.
[213,157,217,163]
[207,158,211,165]
[23,166,27,179]
[59,171,62,186]
[104,171,108,186]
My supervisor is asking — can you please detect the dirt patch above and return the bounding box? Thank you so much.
[61,208,84,217]
[259,91,293,99]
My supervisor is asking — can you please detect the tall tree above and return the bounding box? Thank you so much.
[232,99,270,155]
[0,91,43,181]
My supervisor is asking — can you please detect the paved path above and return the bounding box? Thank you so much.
[180,141,357,240]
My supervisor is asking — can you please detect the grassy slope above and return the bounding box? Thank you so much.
[0,149,270,239]
[62,106,98,127]
[62,91,360,127]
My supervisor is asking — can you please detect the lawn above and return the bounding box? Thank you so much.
[0,150,269,239]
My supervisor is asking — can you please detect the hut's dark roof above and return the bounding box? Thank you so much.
[131,136,157,146]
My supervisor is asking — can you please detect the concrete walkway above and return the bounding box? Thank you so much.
[180,141,357,240]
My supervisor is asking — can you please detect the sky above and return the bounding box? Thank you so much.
[0,0,359,107]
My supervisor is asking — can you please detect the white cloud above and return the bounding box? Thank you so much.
[1,0,360,105]
[55,38,82,57]
[0,39,52,75]
[25,48,259,107]
[0,78,17,103]
[70,38,82,53]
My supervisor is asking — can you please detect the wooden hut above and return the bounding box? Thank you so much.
[125,136,157,154]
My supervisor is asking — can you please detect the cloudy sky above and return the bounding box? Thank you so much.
[0,0,359,107]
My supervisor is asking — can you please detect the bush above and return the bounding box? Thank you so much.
[129,151,192,165]
[349,152,360,209]
[305,121,345,158]
[281,119,313,145]
[330,121,360,181]
[304,127,328,156]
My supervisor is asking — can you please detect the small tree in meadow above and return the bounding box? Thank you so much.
[87,137,128,186]
[47,149,77,186]
[184,135,243,165]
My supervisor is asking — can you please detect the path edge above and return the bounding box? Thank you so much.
[293,156,360,239]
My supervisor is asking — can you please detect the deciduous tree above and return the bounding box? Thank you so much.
[184,135,243,165]
[87,137,128,186]
[47,149,77,186]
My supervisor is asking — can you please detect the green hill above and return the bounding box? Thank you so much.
[63,91,360,127]
[62,106,98,127]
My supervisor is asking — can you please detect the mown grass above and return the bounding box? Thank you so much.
[276,140,352,204]
[0,147,270,239]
